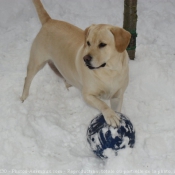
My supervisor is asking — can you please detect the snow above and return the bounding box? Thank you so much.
[0,0,175,174]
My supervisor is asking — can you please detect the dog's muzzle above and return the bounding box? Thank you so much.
[85,63,106,70]
[83,55,106,70]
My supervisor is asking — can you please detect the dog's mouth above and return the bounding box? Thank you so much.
[85,63,106,70]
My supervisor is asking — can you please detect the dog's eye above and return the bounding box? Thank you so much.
[87,41,91,46]
[99,43,107,48]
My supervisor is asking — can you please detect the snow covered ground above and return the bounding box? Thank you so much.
[0,0,175,174]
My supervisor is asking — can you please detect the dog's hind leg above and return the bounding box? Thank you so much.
[21,53,48,102]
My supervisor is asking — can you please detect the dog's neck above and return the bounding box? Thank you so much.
[105,51,128,72]
[92,51,128,81]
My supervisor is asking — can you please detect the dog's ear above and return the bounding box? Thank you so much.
[110,27,131,53]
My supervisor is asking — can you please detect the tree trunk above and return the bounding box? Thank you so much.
[123,0,138,60]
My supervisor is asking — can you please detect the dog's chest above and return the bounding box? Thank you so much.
[98,76,123,100]
[86,65,129,100]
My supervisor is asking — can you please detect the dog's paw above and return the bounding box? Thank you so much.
[64,80,72,91]
[20,94,28,103]
[20,96,26,103]
[102,108,120,127]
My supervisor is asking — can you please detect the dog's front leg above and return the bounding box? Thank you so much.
[110,96,123,112]
[83,93,120,127]
[110,90,124,113]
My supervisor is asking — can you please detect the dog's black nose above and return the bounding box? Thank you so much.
[83,55,92,64]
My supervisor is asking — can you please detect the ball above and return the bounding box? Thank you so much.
[87,112,135,159]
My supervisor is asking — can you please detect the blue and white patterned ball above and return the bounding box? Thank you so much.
[87,112,135,159]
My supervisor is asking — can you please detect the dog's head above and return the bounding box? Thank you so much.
[83,24,131,70]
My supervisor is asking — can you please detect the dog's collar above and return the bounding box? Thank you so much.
[86,63,106,70]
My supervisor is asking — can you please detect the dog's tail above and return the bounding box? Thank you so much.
[32,0,51,25]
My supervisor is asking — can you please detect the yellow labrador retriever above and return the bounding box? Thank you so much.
[21,0,131,127]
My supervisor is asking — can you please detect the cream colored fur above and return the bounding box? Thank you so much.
[21,0,131,127]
